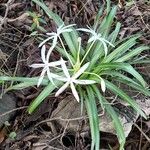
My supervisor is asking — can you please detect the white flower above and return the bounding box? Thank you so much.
[30,45,62,87]
[54,58,96,102]
[77,26,114,56]
[39,23,76,51]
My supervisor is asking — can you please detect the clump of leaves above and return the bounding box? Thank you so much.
[0,0,150,149]
[27,11,47,32]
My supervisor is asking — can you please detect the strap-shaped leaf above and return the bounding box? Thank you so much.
[102,96,125,150]
[108,22,121,46]
[0,76,49,84]
[6,82,38,91]
[91,85,105,110]
[115,46,150,62]
[28,81,61,114]
[85,86,100,150]
[94,63,146,87]
[105,80,147,119]
[102,71,150,96]
[103,36,139,63]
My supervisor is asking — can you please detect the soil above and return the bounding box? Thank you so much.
[0,0,150,150]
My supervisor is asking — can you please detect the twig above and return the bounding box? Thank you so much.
[0,0,14,31]
[134,123,150,143]
[0,106,28,117]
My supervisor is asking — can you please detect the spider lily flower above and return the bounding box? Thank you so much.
[77,26,115,56]
[39,23,76,50]
[54,58,96,102]
[30,45,62,87]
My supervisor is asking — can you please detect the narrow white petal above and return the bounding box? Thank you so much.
[46,32,56,36]
[47,68,55,85]
[74,79,96,85]
[88,36,96,43]
[55,82,69,97]
[37,69,46,87]
[77,28,92,33]
[39,36,54,47]
[52,36,58,49]
[61,29,73,33]
[46,37,57,62]
[103,39,115,47]
[99,39,108,56]
[60,58,70,78]
[41,45,46,62]
[47,60,63,67]
[101,78,106,92]
[57,24,64,33]
[50,73,68,82]
[62,24,76,30]
[73,62,90,79]
[70,82,79,102]
[46,48,53,62]
[30,64,45,68]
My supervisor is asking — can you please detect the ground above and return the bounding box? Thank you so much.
[0,0,150,149]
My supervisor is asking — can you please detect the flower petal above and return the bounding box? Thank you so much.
[77,28,92,34]
[60,58,70,78]
[46,68,54,85]
[37,69,46,87]
[62,24,76,30]
[47,60,63,67]
[102,39,115,47]
[74,79,96,85]
[46,32,56,36]
[41,45,46,62]
[73,62,90,79]
[101,78,106,92]
[49,72,68,82]
[29,64,45,68]
[55,82,69,97]
[88,36,96,43]
[70,82,79,102]
[52,36,58,49]
[98,39,108,56]
[61,28,73,33]
[39,36,54,47]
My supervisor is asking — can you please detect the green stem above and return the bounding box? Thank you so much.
[58,36,74,67]
[80,41,95,65]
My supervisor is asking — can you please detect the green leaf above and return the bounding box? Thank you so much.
[28,81,60,114]
[94,63,146,87]
[103,36,139,63]
[102,71,150,96]
[0,76,49,84]
[6,82,38,91]
[108,22,121,45]
[91,85,105,110]
[102,96,125,150]
[115,46,150,62]
[85,86,100,150]
[105,80,147,119]
[31,23,37,30]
